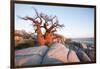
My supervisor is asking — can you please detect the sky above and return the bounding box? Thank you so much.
[15,4,94,38]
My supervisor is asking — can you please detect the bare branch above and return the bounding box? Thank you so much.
[18,7,64,34]
[48,17,64,32]
[32,7,39,17]
[51,28,57,33]
[18,16,38,24]
[32,7,42,24]
[17,16,30,20]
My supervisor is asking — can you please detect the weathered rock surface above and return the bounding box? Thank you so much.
[42,43,80,64]
[65,42,91,62]
[15,46,48,66]
[15,42,94,66]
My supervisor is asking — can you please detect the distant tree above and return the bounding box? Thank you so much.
[18,8,64,46]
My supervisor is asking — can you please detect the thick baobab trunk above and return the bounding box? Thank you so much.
[37,24,45,46]
[45,32,54,45]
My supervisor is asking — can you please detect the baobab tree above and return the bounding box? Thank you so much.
[19,8,64,46]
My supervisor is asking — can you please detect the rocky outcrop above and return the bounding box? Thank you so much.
[42,43,80,64]
[15,46,48,66]
[15,42,94,67]
[65,41,93,62]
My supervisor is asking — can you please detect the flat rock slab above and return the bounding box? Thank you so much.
[15,43,80,66]
[42,43,80,64]
[15,46,48,66]
[65,43,91,62]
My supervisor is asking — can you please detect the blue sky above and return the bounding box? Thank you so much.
[15,4,94,38]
